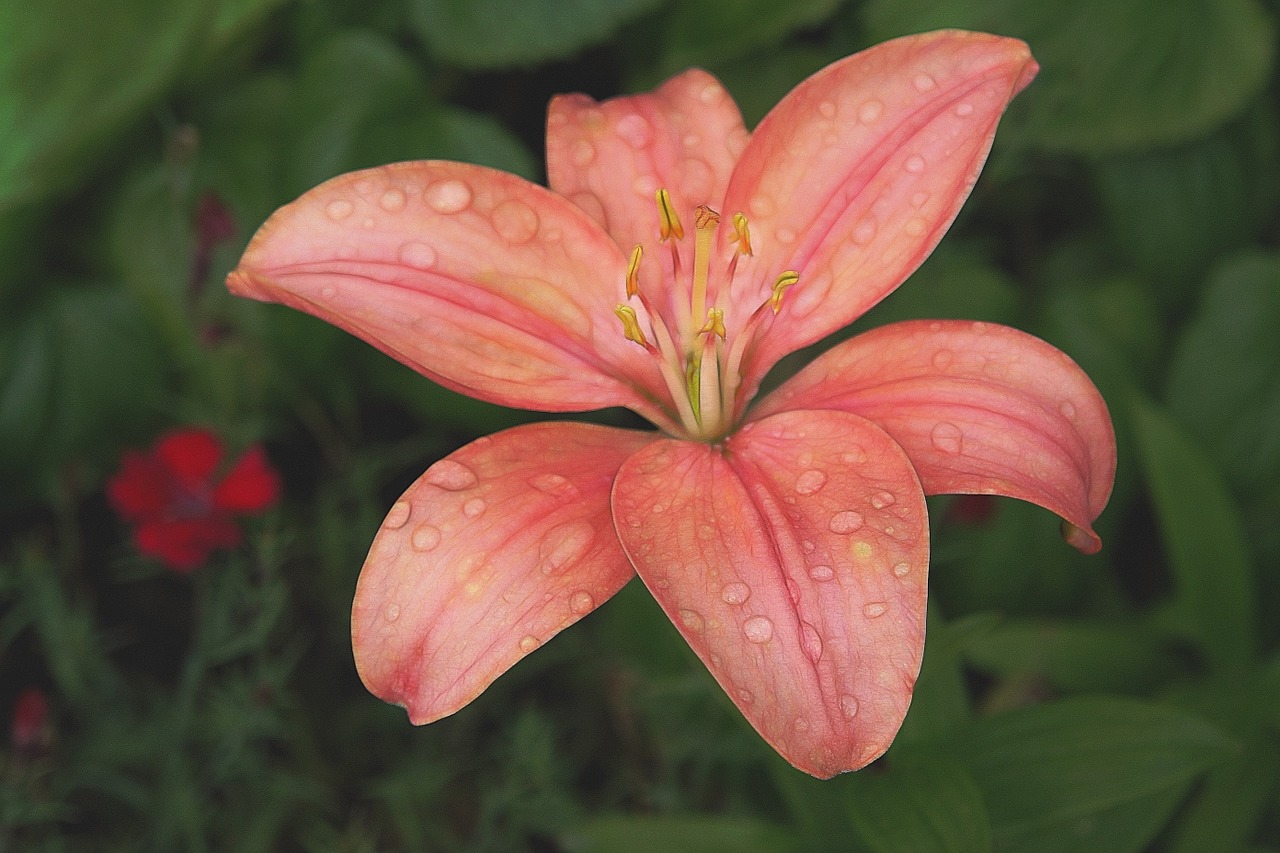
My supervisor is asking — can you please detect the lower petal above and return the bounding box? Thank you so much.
[612,410,928,778]
[352,421,656,724]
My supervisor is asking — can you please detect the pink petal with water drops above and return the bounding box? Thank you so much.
[352,421,655,724]
[754,320,1115,553]
[719,31,1038,391]
[612,409,928,778]
[228,161,677,428]
[547,68,748,251]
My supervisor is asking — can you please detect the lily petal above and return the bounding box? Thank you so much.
[754,320,1115,553]
[613,409,928,777]
[720,31,1037,389]
[228,162,676,427]
[547,68,748,252]
[353,421,655,724]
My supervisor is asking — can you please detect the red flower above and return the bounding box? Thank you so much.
[11,687,51,755]
[107,427,280,572]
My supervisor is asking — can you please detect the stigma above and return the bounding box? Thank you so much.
[615,189,799,441]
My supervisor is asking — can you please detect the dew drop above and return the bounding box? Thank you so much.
[840,695,860,718]
[321,284,337,300]
[776,227,797,244]
[379,188,406,212]
[870,491,896,510]
[892,561,911,578]
[794,469,828,495]
[425,459,479,490]
[801,540,815,554]
[858,99,884,124]
[699,83,723,104]
[749,195,776,217]
[530,473,579,498]
[800,621,823,663]
[571,140,595,167]
[463,497,487,518]
[743,615,775,643]
[326,199,353,220]
[399,241,436,269]
[1060,400,1077,419]
[829,510,864,534]
[683,132,701,148]
[384,500,411,529]
[905,154,926,173]
[852,541,873,560]
[518,635,540,653]
[818,100,837,119]
[383,603,401,623]
[910,191,929,208]
[737,688,754,704]
[539,521,596,574]
[931,348,954,369]
[492,200,539,244]
[913,72,937,91]
[904,217,927,237]
[721,582,751,605]
[853,218,877,245]
[425,179,472,214]
[931,422,964,455]
[808,564,835,582]
[411,524,441,552]
[569,590,596,614]
[615,114,652,148]
[955,101,975,117]
[651,502,668,514]
[863,601,888,618]
[679,608,705,631]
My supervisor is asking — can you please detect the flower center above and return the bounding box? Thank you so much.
[614,189,799,441]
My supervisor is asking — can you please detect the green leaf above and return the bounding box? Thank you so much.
[951,697,1235,852]
[561,815,798,853]
[862,0,1276,153]
[1092,104,1280,308]
[659,0,843,71]
[846,754,992,853]
[1128,394,1256,674]
[409,0,663,68]
[896,609,995,744]
[0,0,213,212]
[1164,253,1280,505]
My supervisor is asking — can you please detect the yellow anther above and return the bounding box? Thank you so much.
[731,212,753,256]
[625,245,643,297]
[614,304,649,346]
[771,271,800,314]
[656,189,684,241]
[698,308,726,340]
[695,205,720,231]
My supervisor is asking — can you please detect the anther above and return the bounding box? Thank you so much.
[614,304,649,347]
[656,189,684,241]
[731,212,753,256]
[771,271,800,313]
[626,245,643,297]
[698,308,726,340]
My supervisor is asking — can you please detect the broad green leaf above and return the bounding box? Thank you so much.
[846,754,992,853]
[964,619,1179,694]
[1092,104,1280,308]
[1169,729,1279,853]
[862,0,1276,153]
[951,698,1234,852]
[660,0,843,71]
[562,815,797,853]
[1128,395,1256,674]
[0,0,213,213]
[409,0,662,68]
[1165,253,1280,505]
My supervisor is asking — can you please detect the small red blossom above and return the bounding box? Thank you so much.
[108,427,280,572]
[11,687,51,755]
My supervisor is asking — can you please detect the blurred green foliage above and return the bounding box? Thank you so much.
[2,0,1279,849]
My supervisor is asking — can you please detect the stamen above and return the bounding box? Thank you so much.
[698,308,726,340]
[626,245,643,298]
[656,189,684,241]
[691,205,719,339]
[614,304,649,347]
[770,270,800,314]
[731,213,753,256]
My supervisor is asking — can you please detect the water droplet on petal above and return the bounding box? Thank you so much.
[326,199,353,220]
[518,635,540,653]
[892,561,911,578]
[955,102,975,117]
[905,154,926,173]
[384,500,411,529]
[411,524,441,551]
[911,191,929,208]
[425,460,478,490]
[399,241,436,268]
[674,608,704,632]
[904,217,927,237]
[913,72,936,92]
[852,541,873,559]
[743,615,774,643]
[463,497,487,518]
[931,422,964,455]
[858,99,883,124]
[1060,400,1077,419]
[829,510,864,534]
[776,227,797,244]
[863,601,888,618]
[379,188,406,212]
[721,582,751,605]
[615,114,652,148]
[818,100,837,118]
[426,179,472,214]
[530,473,579,498]
[492,200,539,243]
[800,621,823,663]
[932,348,954,369]
[571,140,595,166]
[321,284,337,300]
[840,695,860,718]
[870,491,896,510]
[795,469,827,495]
[808,564,835,582]
[737,688,754,704]
[569,590,595,614]
[539,521,596,574]
[749,195,776,217]
[383,603,401,622]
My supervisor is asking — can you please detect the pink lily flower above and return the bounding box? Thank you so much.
[227,30,1115,777]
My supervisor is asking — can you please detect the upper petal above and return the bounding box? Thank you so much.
[546,68,749,309]
[228,161,674,424]
[720,31,1037,389]
[753,320,1116,552]
[352,421,655,724]
[612,410,928,778]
